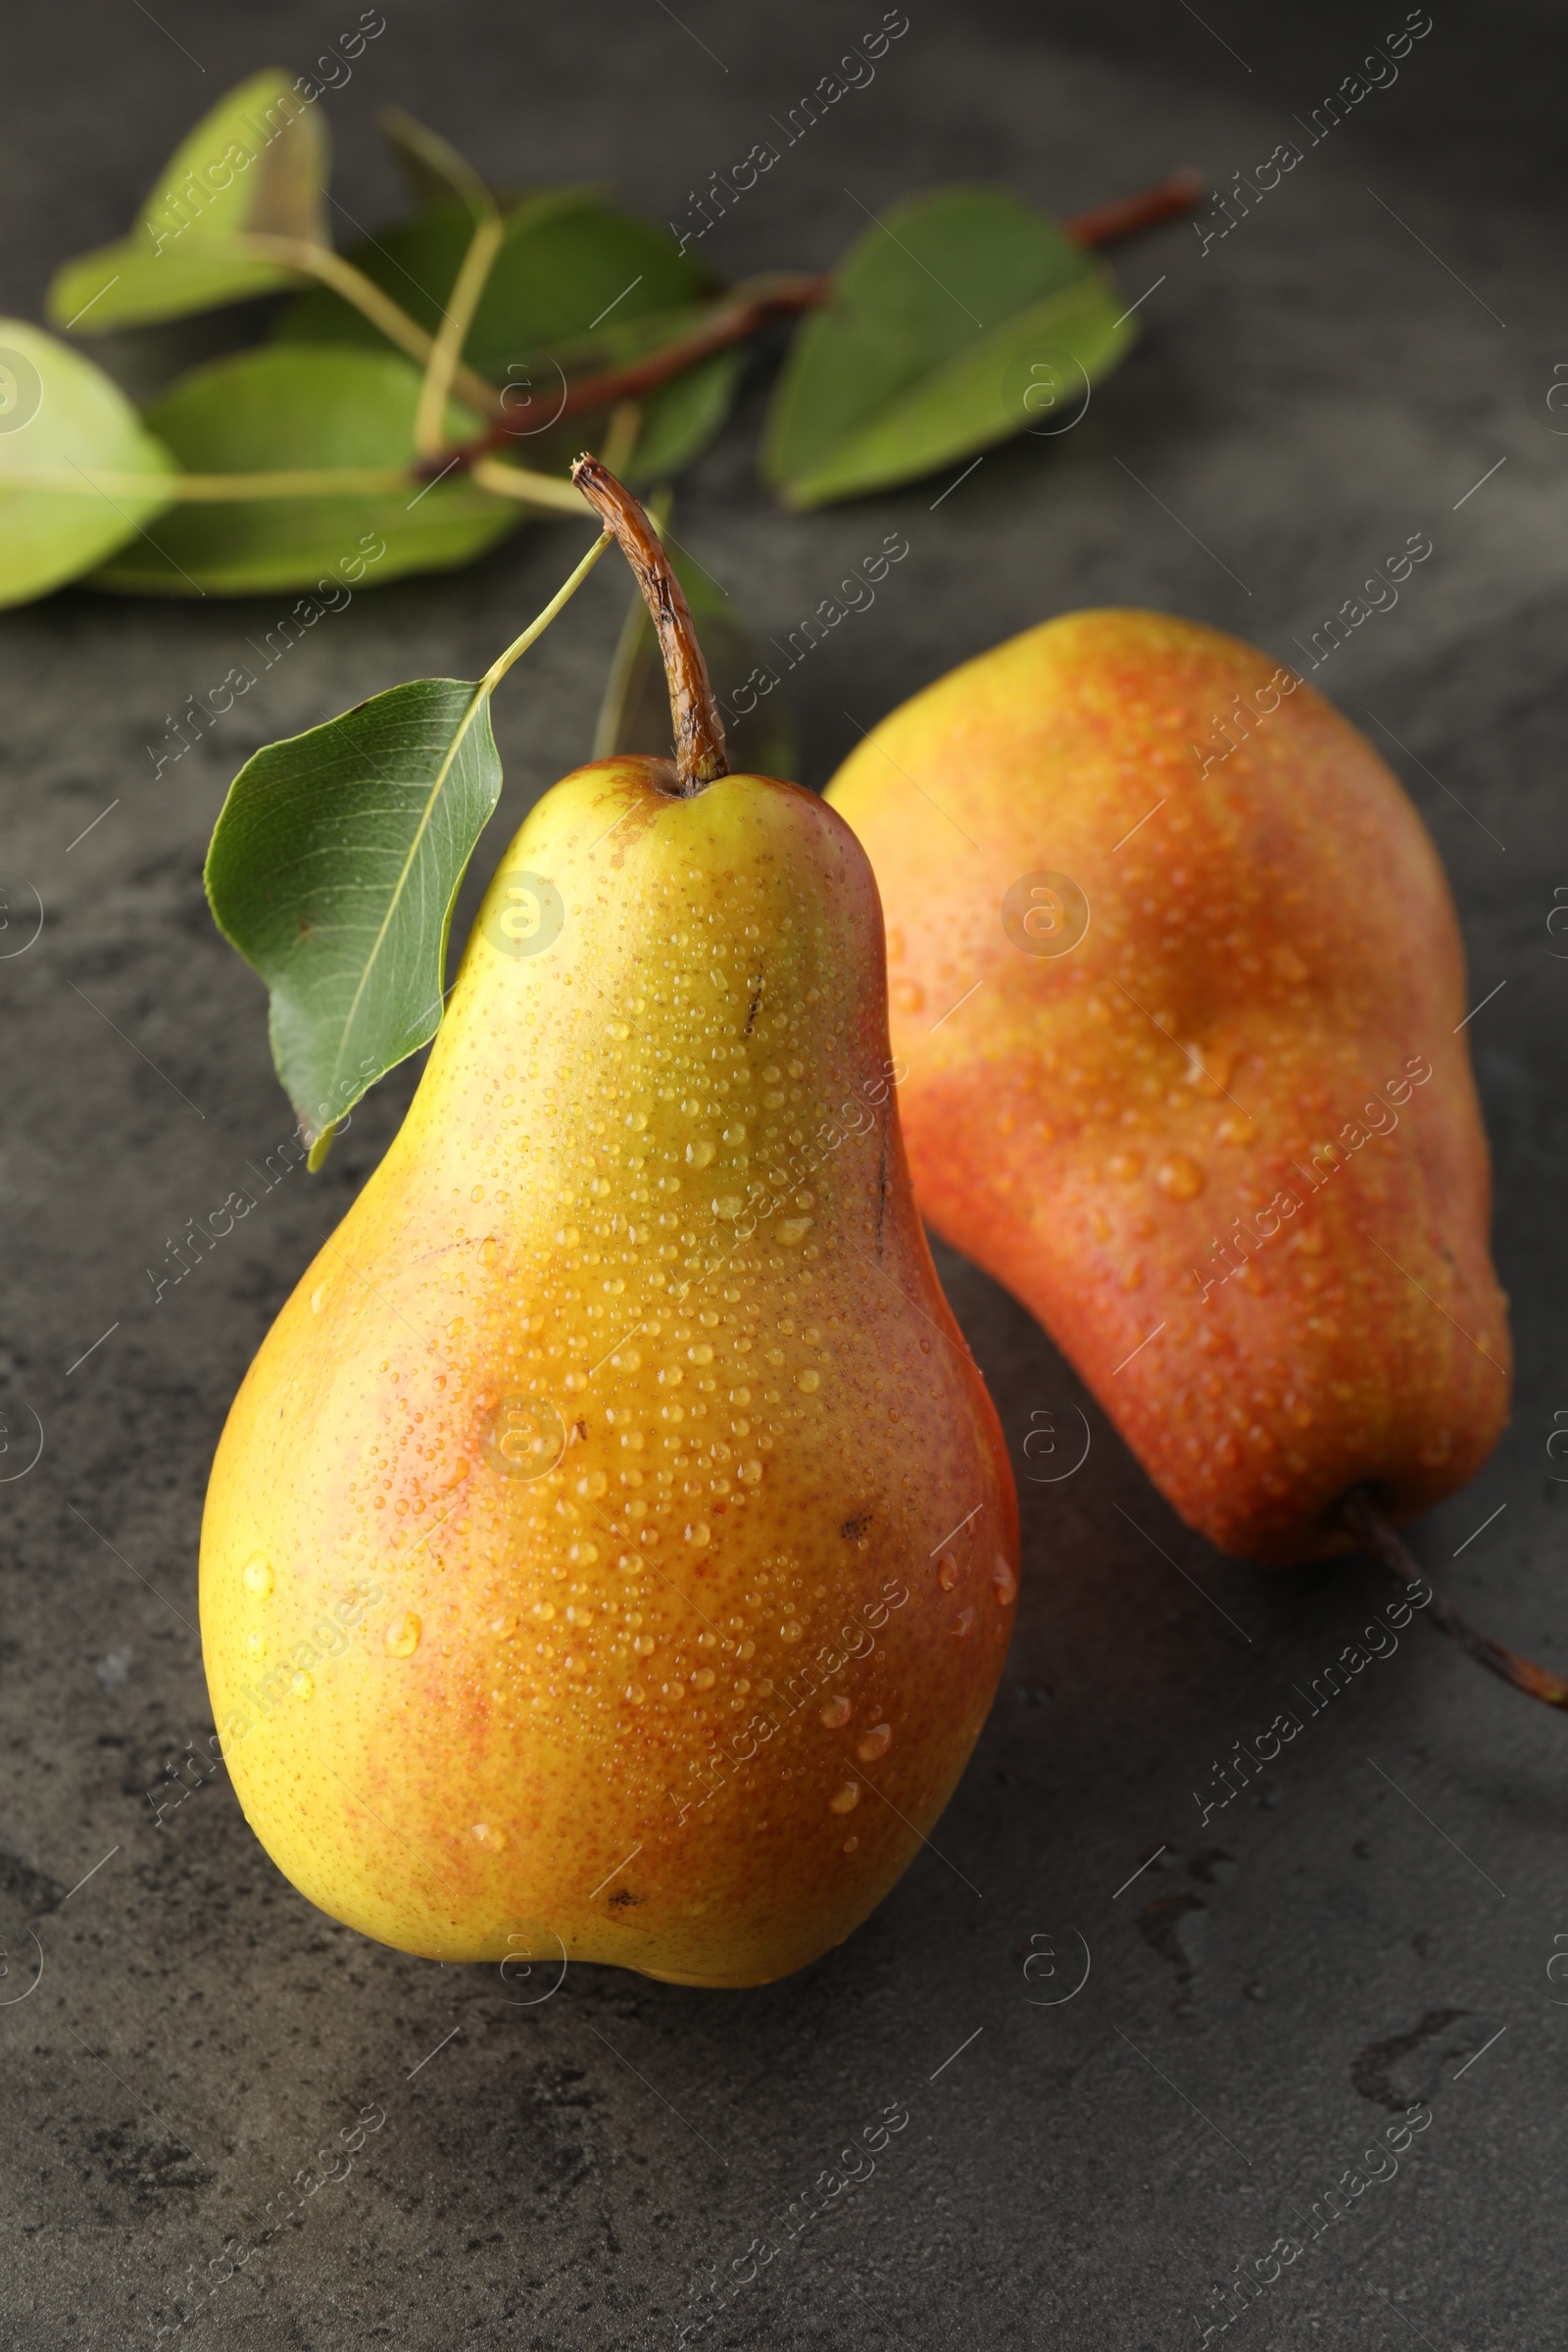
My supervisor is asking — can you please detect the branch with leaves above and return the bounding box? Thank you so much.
[0,66,1196,610]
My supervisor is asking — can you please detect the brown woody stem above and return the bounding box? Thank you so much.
[436,272,827,475]
[569,456,728,795]
[445,169,1200,478]
[557,271,827,423]
[1341,1491,1568,1712]
[1063,169,1204,249]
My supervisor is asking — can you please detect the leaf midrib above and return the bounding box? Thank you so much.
[324,682,489,1102]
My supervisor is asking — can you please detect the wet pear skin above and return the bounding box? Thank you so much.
[201,757,1017,1986]
[825,611,1510,1565]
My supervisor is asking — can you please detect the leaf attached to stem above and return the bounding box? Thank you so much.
[47,70,330,333]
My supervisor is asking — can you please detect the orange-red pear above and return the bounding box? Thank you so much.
[826,609,1510,1565]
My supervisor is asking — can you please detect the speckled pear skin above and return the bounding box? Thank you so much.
[200,757,1017,1987]
[825,611,1510,1565]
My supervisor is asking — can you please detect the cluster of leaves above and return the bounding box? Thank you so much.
[0,66,1141,609]
[19,67,1152,1157]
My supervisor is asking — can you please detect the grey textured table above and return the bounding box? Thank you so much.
[1,5,1561,2345]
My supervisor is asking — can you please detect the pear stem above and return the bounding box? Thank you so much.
[568,456,728,794]
[1341,1490,1568,1712]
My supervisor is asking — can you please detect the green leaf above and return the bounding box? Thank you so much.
[0,319,177,608]
[761,186,1136,508]
[594,514,798,781]
[275,191,741,475]
[205,679,503,1150]
[47,70,329,333]
[626,349,746,482]
[90,344,515,597]
[276,189,715,376]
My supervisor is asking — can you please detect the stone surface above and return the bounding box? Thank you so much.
[0,4,1559,2346]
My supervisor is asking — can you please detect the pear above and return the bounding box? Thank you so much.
[826,609,1511,1567]
[200,463,1017,1987]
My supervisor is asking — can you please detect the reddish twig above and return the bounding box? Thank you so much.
[1063,168,1204,249]
[1341,1490,1568,1712]
[553,272,828,425]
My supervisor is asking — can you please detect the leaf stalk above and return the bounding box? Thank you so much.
[482,528,614,692]
[225,233,504,419]
[414,212,508,457]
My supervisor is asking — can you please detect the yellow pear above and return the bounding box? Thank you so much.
[200,463,1017,1987]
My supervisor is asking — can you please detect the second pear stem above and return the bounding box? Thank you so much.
[1342,1491,1568,1711]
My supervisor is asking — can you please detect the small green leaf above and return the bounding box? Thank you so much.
[277,189,716,378]
[627,349,746,481]
[762,186,1136,508]
[206,679,503,1147]
[47,70,329,334]
[91,344,515,596]
[594,514,798,781]
[0,319,177,608]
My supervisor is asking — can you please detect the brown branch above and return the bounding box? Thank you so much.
[557,272,827,424]
[569,456,728,796]
[1063,169,1204,250]
[436,169,1201,481]
[1341,1491,1568,1712]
